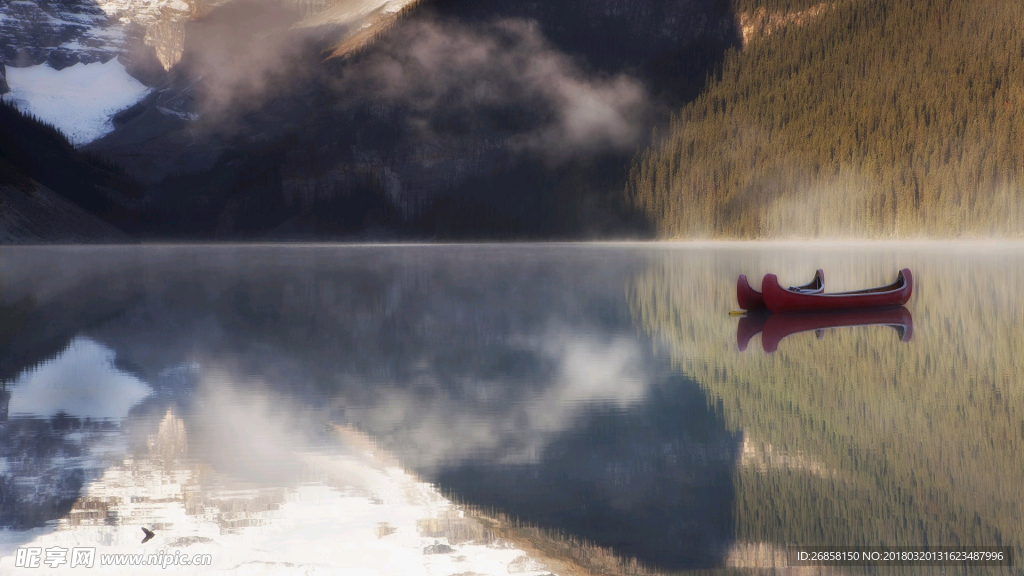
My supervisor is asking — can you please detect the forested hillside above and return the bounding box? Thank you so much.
[628,0,1024,238]
[1,100,141,241]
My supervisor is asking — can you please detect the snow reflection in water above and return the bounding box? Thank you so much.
[0,349,558,574]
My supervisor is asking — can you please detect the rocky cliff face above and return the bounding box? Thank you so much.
[0,0,422,83]
[2,0,124,69]
[0,0,198,83]
[737,1,832,48]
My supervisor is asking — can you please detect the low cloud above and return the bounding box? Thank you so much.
[337,18,652,160]
[180,0,313,118]
[173,4,651,158]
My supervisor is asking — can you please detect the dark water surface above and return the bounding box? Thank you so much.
[0,243,1021,574]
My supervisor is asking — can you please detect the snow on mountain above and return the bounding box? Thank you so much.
[3,60,151,145]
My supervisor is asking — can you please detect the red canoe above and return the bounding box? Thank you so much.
[762,268,913,313]
[737,269,823,311]
[751,307,914,353]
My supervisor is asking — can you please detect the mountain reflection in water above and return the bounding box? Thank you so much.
[1,243,1023,574]
[0,246,737,573]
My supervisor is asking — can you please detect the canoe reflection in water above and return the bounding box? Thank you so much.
[737,306,913,353]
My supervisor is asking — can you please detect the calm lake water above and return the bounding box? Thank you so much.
[0,243,1021,575]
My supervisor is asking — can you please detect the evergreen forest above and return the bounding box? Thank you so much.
[628,0,1024,238]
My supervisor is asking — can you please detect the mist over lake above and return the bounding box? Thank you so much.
[0,243,1020,573]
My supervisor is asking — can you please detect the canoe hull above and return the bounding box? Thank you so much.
[763,269,912,313]
[737,269,824,311]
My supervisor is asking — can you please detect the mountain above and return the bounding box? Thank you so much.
[0,0,424,149]
[7,0,1023,241]
[2,0,742,241]
[0,0,169,79]
[628,0,1024,238]
[94,0,741,240]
